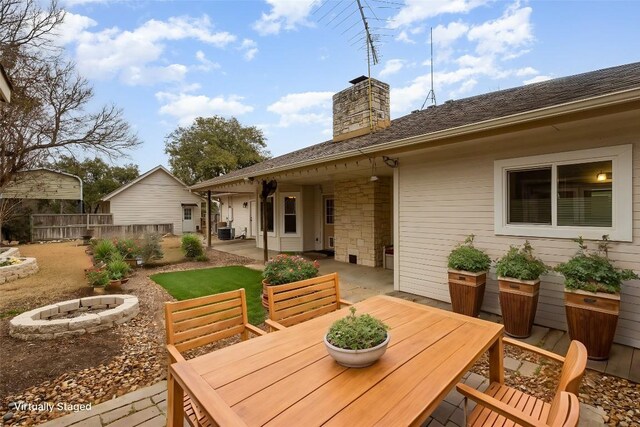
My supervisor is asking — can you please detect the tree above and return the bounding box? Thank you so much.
[50,156,140,213]
[0,0,140,190]
[165,116,270,186]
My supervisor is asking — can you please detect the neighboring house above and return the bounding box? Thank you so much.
[100,165,203,235]
[191,62,640,348]
[0,63,12,103]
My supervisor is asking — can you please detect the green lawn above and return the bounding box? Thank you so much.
[151,266,265,325]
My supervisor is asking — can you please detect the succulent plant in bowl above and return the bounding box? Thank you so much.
[324,307,389,368]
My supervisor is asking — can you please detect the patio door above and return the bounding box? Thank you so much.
[323,196,334,250]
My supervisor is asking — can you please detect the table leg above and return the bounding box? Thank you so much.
[167,373,184,427]
[489,336,504,384]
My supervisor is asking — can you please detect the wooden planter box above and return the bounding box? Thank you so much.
[448,269,486,318]
[498,277,540,338]
[564,289,620,360]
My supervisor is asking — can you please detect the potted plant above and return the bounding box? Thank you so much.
[262,254,319,308]
[324,307,389,368]
[447,235,491,317]
[113,238,141,268]
[106,253,131,289]
[495,241,548,338]
[555,236,638,360]
[87,270,109,295]
[93,239,117,266]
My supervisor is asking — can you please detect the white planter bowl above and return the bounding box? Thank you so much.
[324,333,390,368]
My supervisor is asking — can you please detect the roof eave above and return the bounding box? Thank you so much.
[189,86,640,191]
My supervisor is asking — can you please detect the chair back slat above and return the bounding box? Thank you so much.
[547,340,587,424]
[268,273,344,327]
[165,289,248,353]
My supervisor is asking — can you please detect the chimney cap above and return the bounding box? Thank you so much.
[349,75,368,85]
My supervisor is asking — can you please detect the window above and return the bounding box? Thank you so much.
[325,198,334,225]
[494,145,632,241]
[259,196,274,233]
[183,208,192,220]
[283,196,297,234]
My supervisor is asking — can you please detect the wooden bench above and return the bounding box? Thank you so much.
[165,289,265,427]
[266,272,352,331]
[457,338,587,427]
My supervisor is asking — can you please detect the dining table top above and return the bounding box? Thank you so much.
[169,294,505,427]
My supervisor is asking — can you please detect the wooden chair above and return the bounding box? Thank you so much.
[456,338,587,427]
[165,289,265,427]
[266,272,352,331]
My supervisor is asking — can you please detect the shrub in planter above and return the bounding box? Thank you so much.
[495,241,548,338]
[93,239,117,265]
[87,270,109,287]
[555,236,638,360]
[106,252,131,282]
[181,234,204,259]
[447,235,491,317]
[261,254,319,308]
[113,238,140,260]
[324,307,389,368]
[139,233,164,264]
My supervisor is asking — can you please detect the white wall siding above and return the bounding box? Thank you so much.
[397,113,640,348]
[109,169,202,234]
[221,194,253,238]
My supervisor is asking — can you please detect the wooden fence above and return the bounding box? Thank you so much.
[30,214,173,241]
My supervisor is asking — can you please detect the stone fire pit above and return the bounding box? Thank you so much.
[9,295,139,340]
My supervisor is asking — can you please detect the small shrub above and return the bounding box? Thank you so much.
[495,241,548,281]
[555,236,638,294]
[139,233,164,264]
[94,239,117,264]
[263,254,319,285]
[113,238,140,259]
[326,307,388,350]
[181,234,204,259]
[447,235,491,273]
[106,252,131,280]
[195,254,209,262]
[87,270,109,287]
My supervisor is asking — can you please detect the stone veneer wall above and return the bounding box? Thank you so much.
[334,177,392,267]
[332,78,390,142]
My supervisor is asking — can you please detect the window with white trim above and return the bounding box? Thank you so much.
[283,195,297,234]
[494,145,632,241]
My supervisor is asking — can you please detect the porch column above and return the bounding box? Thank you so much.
[207,190,212,248]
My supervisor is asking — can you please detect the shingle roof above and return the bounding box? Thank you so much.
[192,62,640,190]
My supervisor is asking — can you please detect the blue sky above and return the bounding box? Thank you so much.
[56,0,640,174]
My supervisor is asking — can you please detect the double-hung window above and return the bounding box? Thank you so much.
[494,145,632,241]
[281,193,300,235]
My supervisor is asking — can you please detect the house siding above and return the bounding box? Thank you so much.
[220,194,253,238]
[108,169,202,235]
[397,113,640,348]
[3,170,81,200]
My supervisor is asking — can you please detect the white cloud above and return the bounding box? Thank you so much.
[267,91,333,127]
[156,92,254,125]
[516,67,538,76]
[54,12,97,45]
[121,64,188,86]
[467,3,533,56]
[433,21,469,48]
[450,78,478,97]
[524,75,552,84]
[240,39,259,61]
[379,59,406,78]
[253,0,316,36]
[396,30,416,44]
[70,15,236,85]
[195,51,221,72]
[388,0,489,28]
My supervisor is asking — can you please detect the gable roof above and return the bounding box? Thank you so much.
[191,61,640,190]
[102,165,198,201]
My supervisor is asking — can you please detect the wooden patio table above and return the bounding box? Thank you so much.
[167,295,504,427]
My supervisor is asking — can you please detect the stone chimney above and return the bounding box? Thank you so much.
[332,76,390,142]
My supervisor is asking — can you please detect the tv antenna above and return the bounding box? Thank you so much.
[356,0,379,131]
[421,27,436,109]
